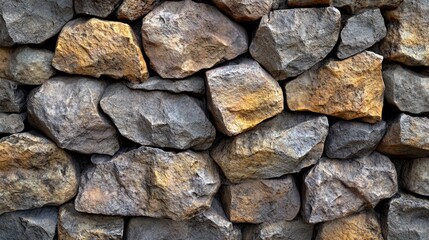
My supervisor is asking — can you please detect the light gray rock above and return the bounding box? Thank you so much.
[333,0,403,13]
[303,152,398,223]
[325,120,386,159]
[117,0,162,21]
[126,75,205,96]
[382,193,429,240]
[0,0,74,46]
[27,76,120,155]
[100,83,215,150]
[211,0,272,22]
[337,9,387,59]
[0,78,25,113]
[141,0,248,78]
[0,207,57,240]
[75,146,220,220]
[0,112,25,134]
[74,0,122,18]
[211,112,328,183]
[383,63,429,114]
[249,7,341,80]
[242,217,314,240]
[401,158,429,196]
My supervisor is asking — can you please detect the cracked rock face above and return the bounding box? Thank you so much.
[74,0,122,18]
[0,78,25,113]
[242,217,314,240]
[75,146,220,220]
[401,158,429,196]
[117,0,161,21]
[303,152,398,223]
[211,0,272,22]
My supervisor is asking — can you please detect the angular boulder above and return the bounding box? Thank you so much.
[333,0,403,13]
[0,78,25,113]
[0,113,25,134]
[74,0,122,18]
[126,76,205,96]
[242,217,314,240]
[401,158,429,196]
[211,0,272,22]
[117,0,161,21]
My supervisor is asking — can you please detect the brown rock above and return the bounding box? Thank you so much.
[333,0,403,14]
[221,176,300,224]
[116,0,161,21]
[0,47,13,79]
[288,0,331,7]
[141,0,248,78]
[211,0,272,22]
[285,51,384,123]
[205,58,284,136]
[52,18,148,83]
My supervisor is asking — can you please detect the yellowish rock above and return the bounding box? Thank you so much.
[285,51,384,123]
[0,47,13,79]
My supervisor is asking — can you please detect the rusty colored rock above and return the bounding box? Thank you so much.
[0,47,13,79]
[211,0,272,22]
[117,0,161,21]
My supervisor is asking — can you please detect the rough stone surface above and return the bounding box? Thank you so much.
[0,78,25,113]
[315,210,383,240]
[383,63,429,114]
[0,207,58,240]
[401,158,429,196]
[377,114,429,157]
[249,7,341,80]
[0,113,25,134]
[0,0,73,46]
[285,51,384,123]
[100,83,215,150]
[211,112,328,183]
[333,0,403,13]
[325,120,386,159]
[58,203,124,240]
[382,193,429,240]
[126,75,205,96]
[211,0,272,22]
[0,47,13,78]
[52,18,148,83]
[75,0,122,18]
[242,217,314,240]
[9,46,56,85]
[221,176,300,224]
[141,0,248,79]
[0,132,79,214]
[75,146,220,220]
[287,0,331,7]
[28,76,120,156]
[337,9,387,59]
[380,0,429,66]
[205,58,284,136]
[117,0,162,21]
[303,152,398,223]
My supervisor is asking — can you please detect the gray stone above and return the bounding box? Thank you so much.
[211,112,328,183]
[0,78,25,113]
[337,9,387,59]
[75,0,122,18]
[401,158,429,196]
[9,46,56,85]
[287,0,331,7]
[0,132,79,214]
[0,0,73,46]
[0,112,25,134]
[382,192,429,240]
[117,0,162,21]
[221,176,300,224]
[333,0,403,13]
[141,0,248,78]
[249,7,341,80]
[100,83,215,150]
[28,76,120,155]
[126,75,205,96]
[383,63,429,114]
[58,203,124,240]
[0,207,57,240]
[325,120,386,159]
[377,114,429,157]
[211,0,272,22]
[242,217,314,240]
[75,146,220,220]
[303,152,398,223]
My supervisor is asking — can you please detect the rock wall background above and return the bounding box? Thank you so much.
[0,0,428,239]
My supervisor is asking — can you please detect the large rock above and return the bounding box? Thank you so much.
[333,0,403,13]
[401,158,429,196]
[382,193,429,240]
[325,120,386,159]
[0,47,13,78]
[377,114,429,157]
[315,210,383,240]
[211,112,328,183]
[0,207,57,240]
[141,0,248,78]
[211,0,272,22]
[221,176,300,224]
[285,51,384,123]
[383,63,429,114]
[75,0,122,18]
[28,77,120,155]
[0,113,25,134]
[380,0,429,66]
[205,58,284,136]
[126,200,241,240]
[9,46,56,85]
[75,146,220,220]
[100,83,215,150]
[52,18,148,83]
[117,0,162,21]
[336,9,387,59]
[303,152,398,223]
[0,78,25,113]
[287,0,331,7]
[242,217,314,240]
[58,203,124,240]
[126,75,205,96]
[0,132,79,214]
[249,7,341,80]
[0,0,73,46]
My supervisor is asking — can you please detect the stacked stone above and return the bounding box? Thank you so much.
[0,0,428,239]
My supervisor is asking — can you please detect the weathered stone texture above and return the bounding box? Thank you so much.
[117,0,161,21]
[74,0,122,18]
[0,47,13,78]
[211,0,272,22]
[333,0,403,13]
[126,76,205,96]
[401,158,429,196]
[0,78,25,113]
[242,217,314,240]
[0,113,25,134]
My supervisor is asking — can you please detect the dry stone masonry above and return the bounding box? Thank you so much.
[1,0,429,239]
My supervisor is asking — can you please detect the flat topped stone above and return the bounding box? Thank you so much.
[242,217,314,240]
[125,76,205,96]
[74,0,122,18]
[333,0,403,13]
[211,0,273,22]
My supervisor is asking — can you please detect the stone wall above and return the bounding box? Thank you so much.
[0,0,428,239]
